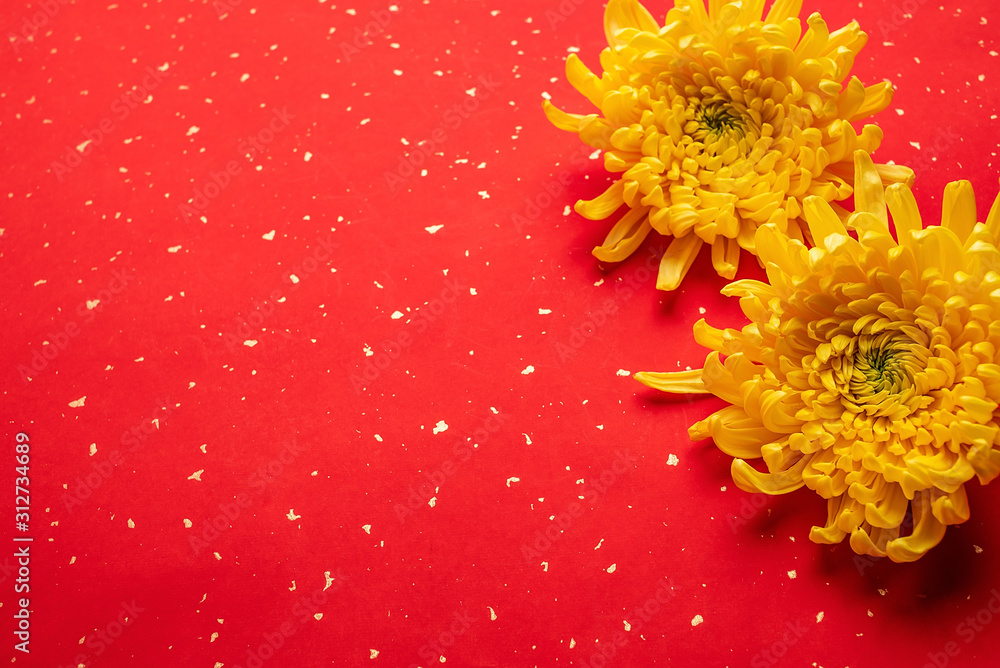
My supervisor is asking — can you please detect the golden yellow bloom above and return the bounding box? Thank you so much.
[544,0,913,291]
[637,150,1000,561]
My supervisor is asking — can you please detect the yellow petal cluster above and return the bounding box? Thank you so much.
[637,150,1000,561]
[544,0,913,291]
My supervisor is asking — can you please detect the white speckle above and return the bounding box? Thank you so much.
[289,274,300,284]
[469,287,477,295]
[167,245,182,253]
[183,519,193,528]
[390,311,404,320]
[243,340,258,348]
[596,424,604,430]
[188,469,204,481]
[788,570,797,579]
[538,308,552,315]
[393,69,403,76]
[86,299,100,310]
[975,545,984,554]
[488,606,497,621]
[186,125,200,136]
[363,344,374,357]
[616,369,630,377]
[425,224,444,234]
[541,561,548,572]
[569,639,576,649]
[594,539,604,550]
[698,307,706,314]
[69,396,86,408]
[286,509,301,521]
[314,613,323,621]
[262,229,276,240]
[521,365,535,375]
[691,615,704,627]
[363,524,372,534]
[89,443,97,456]
[304,151,313,162]
[522,433,532,445]
[979,74,986,83]
[506,476,520,487]
[240,73,250,83]
[478,190,490,199]
[370,650,379,659]
[816,611,824,623]
[909,141,921,150]
[33,279,46,286]
[667,454,679,466]
[127,518,135,529]
[623,620,631,631]
[76,139,92,153]
[607,563,617,573]
[433,420,449,435]
[428,497,436,508]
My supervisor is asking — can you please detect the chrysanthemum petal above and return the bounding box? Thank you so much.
[705,406,777,459]
[885,492,947,562]
[985,182,1000,244]
[732,456,808,494]
[850,82,894,122]
[875,163,915,188]
[942,180,978,244]
[852,149,888,225]
[711,235,741,279]
[885,183,922,240]
[542,100,587,132]
[575,181,626,220]
[565,54,605,108]
[604,0,660,47]
[633,369,709,393]
[802,196,847,248]
[656,233,704,291]
[593,207,653,262]
[766,0,804,25]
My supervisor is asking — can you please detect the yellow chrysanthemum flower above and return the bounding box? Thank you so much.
[637,150,1000,562]
[544,0,913,291]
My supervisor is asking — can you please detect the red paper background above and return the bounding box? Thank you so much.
[2,1,1000,666]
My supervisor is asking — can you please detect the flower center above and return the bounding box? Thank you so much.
[844,333,921,417]
[691,102,747,142]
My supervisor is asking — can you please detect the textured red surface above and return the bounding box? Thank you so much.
[2,1,1000,667]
